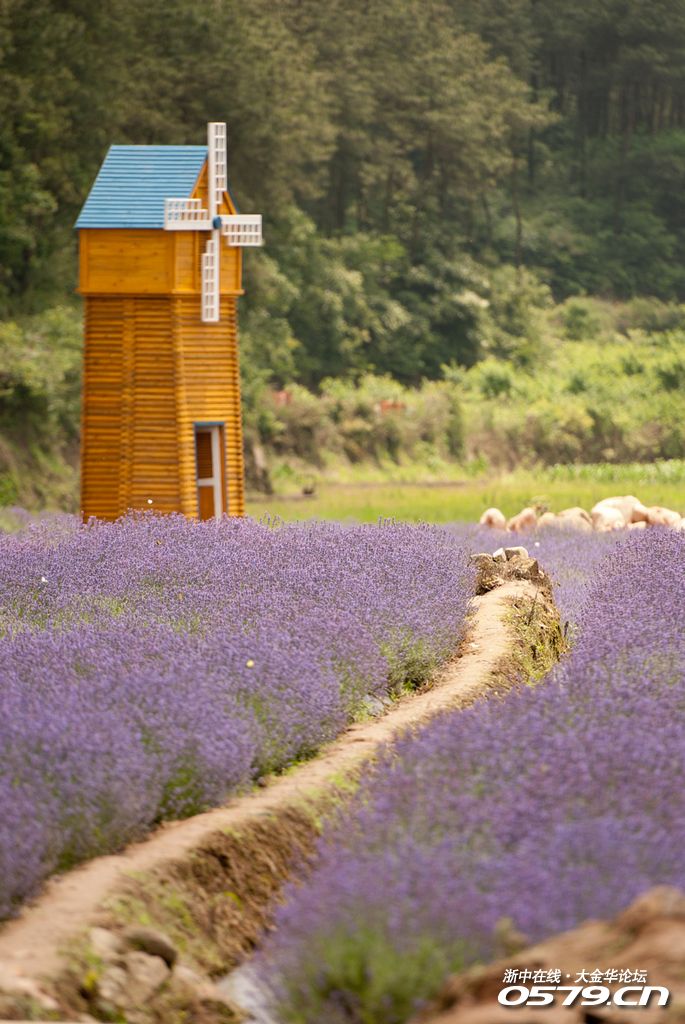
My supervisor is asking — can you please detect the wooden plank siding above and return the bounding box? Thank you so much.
[129,299,181,512]
[172,296,245,517]
[78,225,241,296]
[80,218,246,521]
[81,295,245,520]
[81,297,181,518]
[81,298,126,520]
[80,230,174,295]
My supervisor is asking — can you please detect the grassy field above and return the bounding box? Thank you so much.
[2,462,683,529]
[245,463,685,523]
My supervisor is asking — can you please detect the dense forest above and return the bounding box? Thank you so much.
[2,0,685,504]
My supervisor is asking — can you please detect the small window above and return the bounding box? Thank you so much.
[195,424,225,519]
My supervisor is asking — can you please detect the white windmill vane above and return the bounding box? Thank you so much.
[164,122,262,323]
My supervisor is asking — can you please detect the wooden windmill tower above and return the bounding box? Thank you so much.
[75,122,262,521]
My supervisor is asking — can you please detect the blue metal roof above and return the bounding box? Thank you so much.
[75,146,207,229]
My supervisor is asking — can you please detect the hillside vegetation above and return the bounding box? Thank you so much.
[2,297,685,510]
[255,296,685,480]
[2,0,685,505]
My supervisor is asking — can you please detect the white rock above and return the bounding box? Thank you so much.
[89,926,123,961]
[562,515,593,532]
[218,964,279,1024]
[479,507,507,529]
[98,951,170,1010]
[645,505,682,528]
[592,506,626,532]
[556,507,593,532]
[504,546,528,560]
[97,964,129,1007]
[492,547,507,563]
[360,695,385,717]
[168,964,216,1002]
[506,507,538,532]
[0,966,59,1011]
[558,506,592,523]
[591,495,649,526]
[538,509,592,532]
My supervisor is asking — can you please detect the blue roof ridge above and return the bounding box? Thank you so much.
[75,145,210,229]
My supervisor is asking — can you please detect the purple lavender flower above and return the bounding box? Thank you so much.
[258,529,685,1024]
[0,513,474,918]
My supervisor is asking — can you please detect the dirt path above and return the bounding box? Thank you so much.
[0,579,537,994]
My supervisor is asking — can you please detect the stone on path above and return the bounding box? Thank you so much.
[123,926,178,967]
[108,952,169,1006]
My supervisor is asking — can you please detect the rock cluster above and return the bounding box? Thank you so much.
[470,545,547,594]
[0,967,60,1018]
[480,495,685,533]
[83,925,239,1023]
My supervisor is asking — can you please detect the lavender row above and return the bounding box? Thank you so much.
[0,514,475,919]
[258,529,685,1024]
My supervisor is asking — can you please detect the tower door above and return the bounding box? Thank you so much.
[195,424,225,519]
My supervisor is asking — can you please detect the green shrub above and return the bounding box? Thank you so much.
[619,297,685,334]
[0,473,18,506]
[472,359,514,399]
[277,926,466,1024]
[655,352,685,391]
[562,300,603,341]
[0,306,81,509]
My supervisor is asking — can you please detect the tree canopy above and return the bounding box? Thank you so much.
[3,0,685,383]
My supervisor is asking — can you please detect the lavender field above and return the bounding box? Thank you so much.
[0,513,475,919]
[258,529,685,1024]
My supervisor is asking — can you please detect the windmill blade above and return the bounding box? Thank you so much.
[201,231,220,323]
[164,197,211,230]
[207,122,227,220]
[221,214,263,246]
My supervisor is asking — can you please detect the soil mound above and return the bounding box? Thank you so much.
[416,887,685,1023]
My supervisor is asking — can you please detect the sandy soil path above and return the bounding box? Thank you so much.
[0,579,536,991]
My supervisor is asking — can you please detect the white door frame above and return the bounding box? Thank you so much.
[195,423,224,517]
